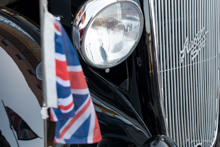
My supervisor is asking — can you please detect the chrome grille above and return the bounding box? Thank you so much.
[153,0,220,146]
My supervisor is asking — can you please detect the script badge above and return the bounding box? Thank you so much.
[180,27,208,63]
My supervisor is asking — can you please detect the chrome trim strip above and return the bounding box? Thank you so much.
[143,0,169,136]
[211,0,220,146]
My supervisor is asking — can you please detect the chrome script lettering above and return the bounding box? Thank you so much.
[180,27,208,62]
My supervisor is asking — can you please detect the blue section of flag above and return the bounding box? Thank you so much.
[56,82,71,98]
[72,94,89,110]
[55,32,65,54]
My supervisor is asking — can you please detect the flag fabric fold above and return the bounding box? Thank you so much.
[43,12,102,144]
[49,20,76,121]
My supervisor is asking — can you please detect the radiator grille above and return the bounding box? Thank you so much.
[153,0,219,146]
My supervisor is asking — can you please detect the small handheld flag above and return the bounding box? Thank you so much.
[41,0,102,144]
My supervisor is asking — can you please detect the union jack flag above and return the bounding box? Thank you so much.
[4,106,39,140]
[48,19,102,144]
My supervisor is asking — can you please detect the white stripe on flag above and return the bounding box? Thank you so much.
[55,53,66,61]
[56,76,71,87]
[87,104,95,143]
[71,88,89,95]
[67,65,82,72]
[43,12,57,108]
[60,101,93,139]
[55,138,65,144]
[60,104,74,114]
[58,94,73,106]
[50,108,58,121]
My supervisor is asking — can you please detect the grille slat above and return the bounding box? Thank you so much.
[185,1,191,146]
[198,0,202,142]
[177,1,181,146]
[181,1,187,147]
[201,0,205,143]
[209,0,213,142]
[192,0,197,144]
[170,0,176,143]
[153,0,219,146]
[174,1,181,146]
[207,0,210,143]
[194,1,199,143]
[165,0,172,139]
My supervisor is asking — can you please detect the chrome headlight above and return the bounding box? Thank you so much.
[73,0,144,68]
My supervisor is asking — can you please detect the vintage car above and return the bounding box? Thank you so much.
[0,0,219,147]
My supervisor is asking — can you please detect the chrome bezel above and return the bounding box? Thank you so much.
[72,0,144,69]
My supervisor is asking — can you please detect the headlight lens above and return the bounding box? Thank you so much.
[75,1,143,68]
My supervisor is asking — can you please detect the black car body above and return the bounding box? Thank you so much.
[0,0,219,147]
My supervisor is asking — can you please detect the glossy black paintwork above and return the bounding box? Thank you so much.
[0,6,40,45]
[132,4,167,134]
[5,0,88,35]
[94,102,148,146]
[0,0,172,146]
[78,0,167,136]
[0,4,153,147]
[82,63,151,145]
[4,0,40,25]
[142,136,177,147]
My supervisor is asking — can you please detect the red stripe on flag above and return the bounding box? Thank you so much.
[56,59,69,81]
[13,114,21,131]
[9,112,20,131]
[69,71,88,89]
[59,98,91,139]
[55,139,58,143]
[54,23,61,32]
[58,101,74,111]
[50,110,55,122]
[93,109,102,143]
